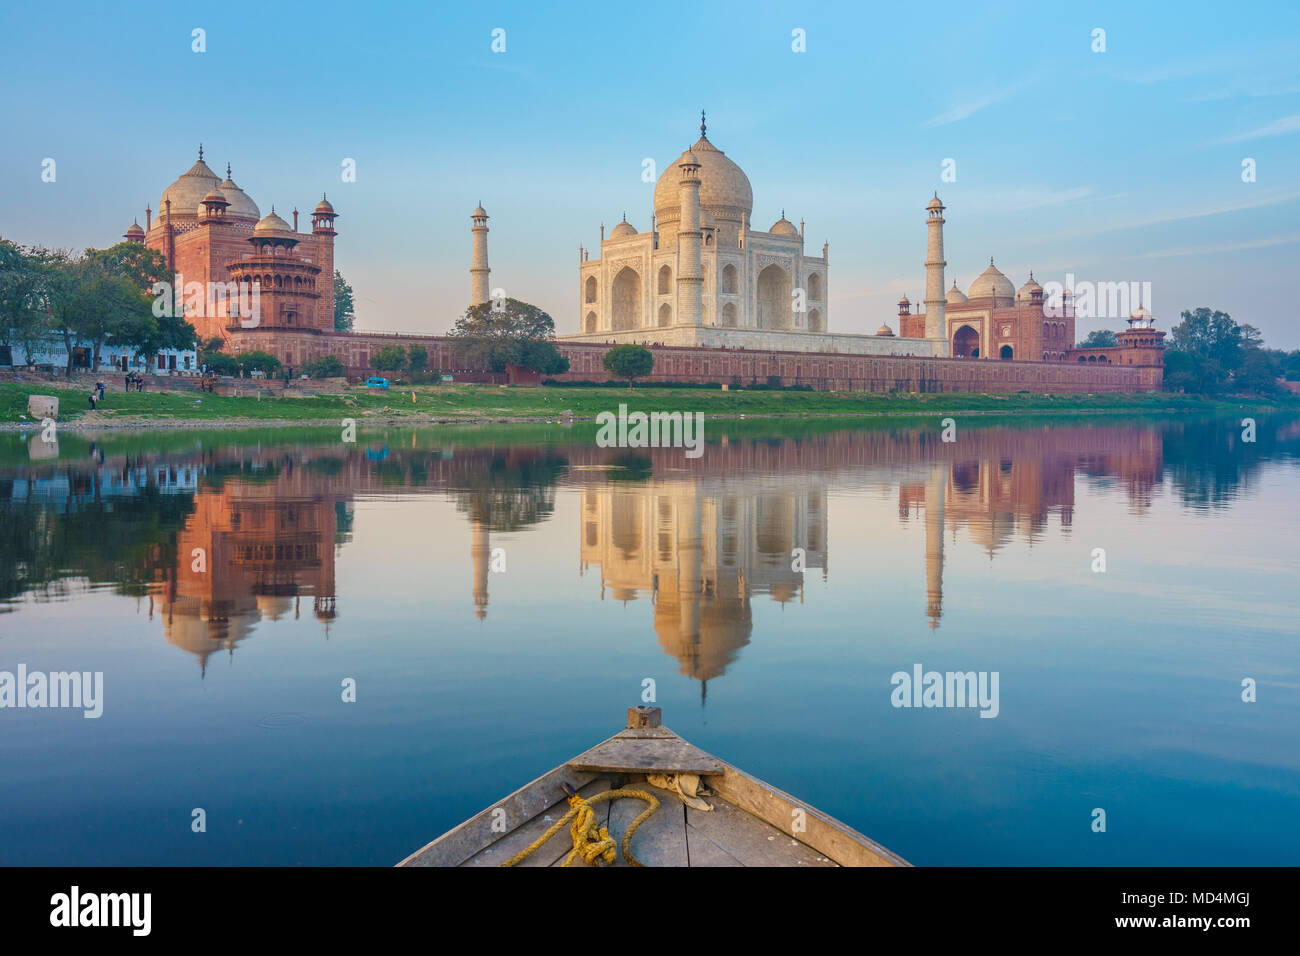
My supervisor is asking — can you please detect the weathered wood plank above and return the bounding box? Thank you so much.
[462,777,612,867]
[686,798,837,867]
[704,763,908,867]
[613,726,680,740]
[568,735,726,776]
[397,765,598,867]
[607,782,688,867]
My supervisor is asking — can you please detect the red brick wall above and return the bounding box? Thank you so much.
[225,329,1163,393]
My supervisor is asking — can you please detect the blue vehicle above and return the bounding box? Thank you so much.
[365,376,390,389]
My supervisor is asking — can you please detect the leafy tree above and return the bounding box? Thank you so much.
[407,345,428,376]
[334,270,355,332]
[447,298,559,372]
[0,240,56,363]
[519,339,569,375]
[1165,308,1271,394]
[602,344,654,386]
[237,350,281,376]
[202,351,240,376]
[373,344,407,372]
[1076,329,1118,348]
[303,354,346,378]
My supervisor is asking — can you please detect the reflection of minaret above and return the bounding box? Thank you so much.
[471,518,489,620]
[677,490,703,657]
[925,463,946,629]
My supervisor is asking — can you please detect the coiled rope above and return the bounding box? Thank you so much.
[500,788,660,867]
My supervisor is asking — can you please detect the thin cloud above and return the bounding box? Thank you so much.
[923,82,1028,127]
[1131,234,1300,259]
[1214,114,1300,143]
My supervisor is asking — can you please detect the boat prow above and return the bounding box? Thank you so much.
[398,706,909,867]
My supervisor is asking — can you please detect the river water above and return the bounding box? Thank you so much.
[1,414,1297,865]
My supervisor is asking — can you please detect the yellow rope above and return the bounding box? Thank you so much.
[499,788,660,867]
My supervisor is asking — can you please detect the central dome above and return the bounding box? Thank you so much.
[969,260,1016,301]
[159,153,221,218]
[654,134,753,224]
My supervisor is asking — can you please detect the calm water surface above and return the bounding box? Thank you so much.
[1,415,1297,865]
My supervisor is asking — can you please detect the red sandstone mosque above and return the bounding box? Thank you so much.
[122,134,1164,392]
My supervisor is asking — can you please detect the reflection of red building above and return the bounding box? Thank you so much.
[898,427,1165,628]
[155,468,341,674]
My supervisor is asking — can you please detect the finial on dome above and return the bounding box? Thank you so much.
[622,211,627,221]
[990,256,995,265]
[781,208,785,218]
[700,109,707,137]
[198,144,203,160]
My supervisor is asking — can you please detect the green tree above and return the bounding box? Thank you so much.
[407,344,428,377]
[447,298,559,372]
[602,344,654,386]
[372,344,407,372]
[0,240,56,364]
[303,354,346,378]
[1166,308,1271,394]
[334,270,355,332]
[1076,329,1118,348]
[237,350,281,376]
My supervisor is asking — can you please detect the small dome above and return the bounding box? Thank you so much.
[214,166,260,220]
[253,209,293,236]
[876,323,895,336]
[609,216,637,239]
[315,195,336,215]
[1016,274,1042,303]
[200,188,228,205]
[471,203,487,218]
[769,215,798,236]
[898,295,910,305]
[946,281,968,305]
[927,194,944,211]
[969,259,1016,301]
[124,220,145,238]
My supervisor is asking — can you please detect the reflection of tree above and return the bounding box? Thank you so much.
[450,451,567,532]
[1161,416,1299,509]
[0,472,194,603]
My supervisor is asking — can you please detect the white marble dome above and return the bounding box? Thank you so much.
[158,154,221,217]
[969,260,1015,300]
[770,215,797,236]
[946,281,968,305]
[609,217,637,239]
[1016,274,1042,303]
[654,134,753,224]
[217,169,261,221]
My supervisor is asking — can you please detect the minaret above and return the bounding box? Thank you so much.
[676,150,704,326]
[312,195,338,332]
[470,203,490,306]
[924,194,946,341]
[925,462,947,629]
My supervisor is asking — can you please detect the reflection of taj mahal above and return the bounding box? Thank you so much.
[576,478,827,690]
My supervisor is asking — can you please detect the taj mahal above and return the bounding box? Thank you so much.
[554,113,945,358]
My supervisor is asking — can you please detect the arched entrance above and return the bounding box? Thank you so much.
[611,267,642,331]
[953,325,980,358]
[658,303,672,327]
[999,345,1013,360]
[756,264,791,330]
[721,302,738,327]
[584,311,597,333]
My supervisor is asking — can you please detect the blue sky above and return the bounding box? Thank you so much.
[2,0,1298,346]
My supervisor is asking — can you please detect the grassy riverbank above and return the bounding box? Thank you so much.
[1,380,1294,429]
